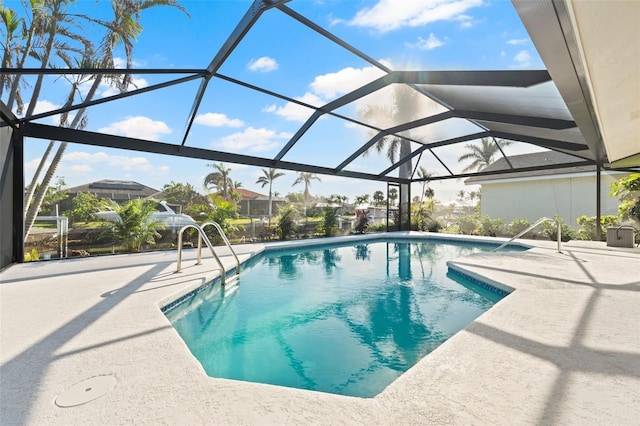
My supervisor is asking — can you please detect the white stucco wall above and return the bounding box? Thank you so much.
[478,172,624,228]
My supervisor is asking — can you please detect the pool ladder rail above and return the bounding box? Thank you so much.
[493,216,562,253]
[175,222,240,285]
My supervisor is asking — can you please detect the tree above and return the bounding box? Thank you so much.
[457,190,466,201]
[293,172,320,217]
[256,167,285,225]
[204,162,235,201]
[20,0,190,241]
[457,138,512,172]
[373,190,385,206]
[355,194,370,206]
[359,86,429,180]
[610,173,640,224]
[416,166,433,203]
[68,192,102,224]
[111,199,164,252]
[388,187,398,206]
[161,181,205,209]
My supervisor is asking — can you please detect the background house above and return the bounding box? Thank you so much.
[235,188,287,217]
[61,180,160,212]
[465,152,627,227]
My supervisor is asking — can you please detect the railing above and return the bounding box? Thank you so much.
[494,216,562,253]
[175,223,239,285]
[200,222,240,277]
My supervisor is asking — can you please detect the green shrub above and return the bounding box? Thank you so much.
[354,210,370,234]
[24,248,40,262]
[457,214,480,235]
[540,215,576,242]
[317,207,339,237]
[480,215,505,237]
[277,205,298,240]
[411,204,431,231]
[508,218,534,238]
[576,215,620,241]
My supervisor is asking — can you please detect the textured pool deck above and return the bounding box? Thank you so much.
[1,232,639,425]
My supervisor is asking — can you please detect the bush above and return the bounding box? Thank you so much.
[24,248,40,262]
[577,215,620,241]
[457,214,480,235]
[411,205,431,231]
[353,210,370,234]
[508,218,534,238]
[480,215,504,237]
[540,215,576,242]
[317,207,339,237]
[277,205,298,240]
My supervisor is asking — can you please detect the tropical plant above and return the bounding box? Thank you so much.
[610,173,640,224]
[456,190,466,201]
[277,204,298,240]
[111,199,164,252]
[411,204,432,232]
[354,209,370,234]
[457,138,512,172]
[204,162,235,200]
[256,167,285,225]
[317,207,338,237]
[293,172,320,216]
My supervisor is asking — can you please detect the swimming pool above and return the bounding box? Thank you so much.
[165,238,520,398]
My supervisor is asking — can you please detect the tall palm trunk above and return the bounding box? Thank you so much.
[24,76,102,240]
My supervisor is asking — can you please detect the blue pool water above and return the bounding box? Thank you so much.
[165,239,517,397]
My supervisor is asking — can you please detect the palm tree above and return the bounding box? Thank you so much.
[416,166,433,203]
[23,0,190,240]
[204,162,234,200]
[293,172,320,217]
[0,5,24,99]
[111,199,163,252]
[457,190,466,201]
[457,138,512,172]
[256,167,285,225]
[359,85,427,180]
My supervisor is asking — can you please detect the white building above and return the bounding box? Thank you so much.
[465,152,627,227]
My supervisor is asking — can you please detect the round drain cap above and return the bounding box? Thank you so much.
[55,375,117,407]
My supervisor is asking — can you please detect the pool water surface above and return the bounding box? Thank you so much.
[165,239,513,397]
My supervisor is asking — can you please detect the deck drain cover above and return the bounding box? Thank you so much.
[55,375,117,407]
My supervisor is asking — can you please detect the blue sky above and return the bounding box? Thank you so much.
[10,0,547,204]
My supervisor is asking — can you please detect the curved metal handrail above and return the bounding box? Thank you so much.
[494,216,562,253]
[200,222,240,278]
[176,223,232,285]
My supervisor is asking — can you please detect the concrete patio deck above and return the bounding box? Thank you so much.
[1,232,639,425]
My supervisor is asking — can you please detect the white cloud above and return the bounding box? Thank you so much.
[194,112,244,128]
[500,50,506,57]
[459,20,473,28]
[213,127,291,152]
[247,56,278,72]
[310,64,387,99]
[98,116,172,140]
[512,50,532,68]
[348,0,483,32]
[99,76,149,98]
[265,62,390,122]
[270,93,322,122]
[405,33,445,50]
[507,38,529,45]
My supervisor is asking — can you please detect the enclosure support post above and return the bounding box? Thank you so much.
[596,164,602,241]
